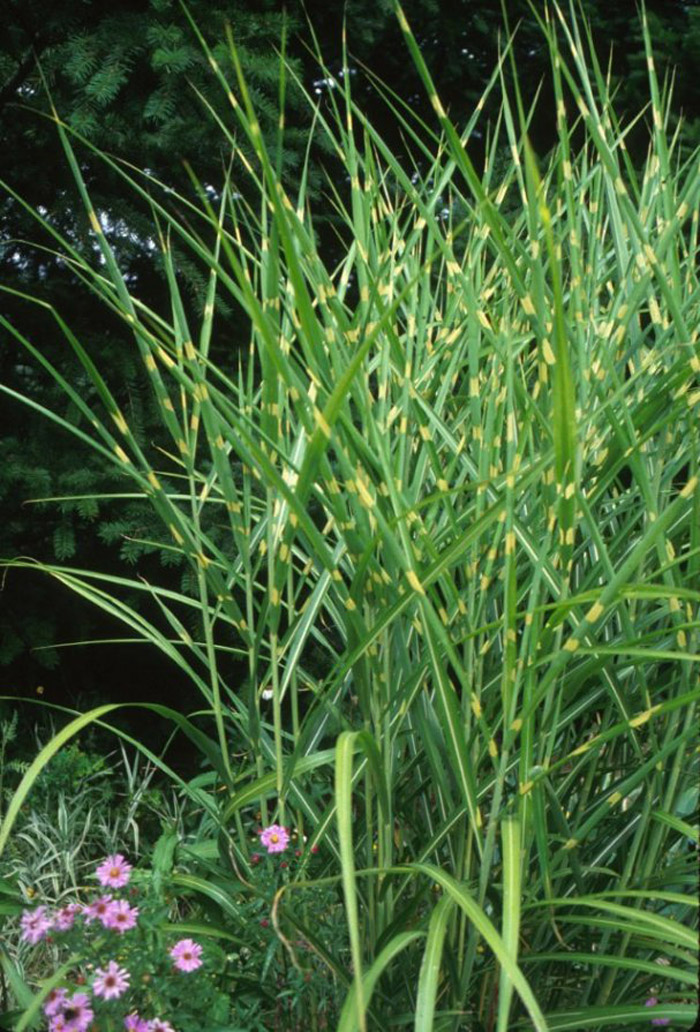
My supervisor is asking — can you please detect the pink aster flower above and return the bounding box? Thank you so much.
[83,894,114,926]
[169,938,203,973]
[20,906,53,944]
[43,988,68,1017]
[54,903,82,931]
[93,960,131,999]
[125,1014,149,1032]
[259,823,289,854]
[59,992,93,1032]
[147,1020,175,1032]
[96,853,133,889]
[103,898,139,933]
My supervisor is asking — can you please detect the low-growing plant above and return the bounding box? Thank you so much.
[15,851,229,1032]
[11,827,342,1032]
[0,733,170,902]
[1,2,699,1030]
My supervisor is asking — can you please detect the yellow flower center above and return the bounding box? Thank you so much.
[271,833,279,843]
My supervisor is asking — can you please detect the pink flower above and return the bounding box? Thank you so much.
[96,854,133,889]
[93,960,131,999]
[125,1014,149,1032]
[20,906,53,944]
[169,938,203,973]
[43,988,68,1017]
[83,894,114,926]
[259,824,289,854]
[59,992,93,1032]
[147,1020,175,1032]
[49,1016,67,1032]
[103,899,139,933]
[54,903,82,931]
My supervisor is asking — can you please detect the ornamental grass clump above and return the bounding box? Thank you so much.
[1,2,699,1030]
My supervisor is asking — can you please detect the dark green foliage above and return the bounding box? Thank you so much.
[0,709,112,815]
[33,741,114,804]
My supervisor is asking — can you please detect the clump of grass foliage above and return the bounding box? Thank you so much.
[1,2,698,1030]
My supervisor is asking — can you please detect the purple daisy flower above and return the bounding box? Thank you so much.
[43,988,68,1017]
[93,960,131,999]
[147,1020,176,1032]
[259,824,290,854]
[124,1014,149,1032]
[96,854,133,889]
[20,906,53,944]
[169,939,203,973]
[103,898,139,934]
[59,992,93,1032]
[54,903,82,931]
[83,894,114,926]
